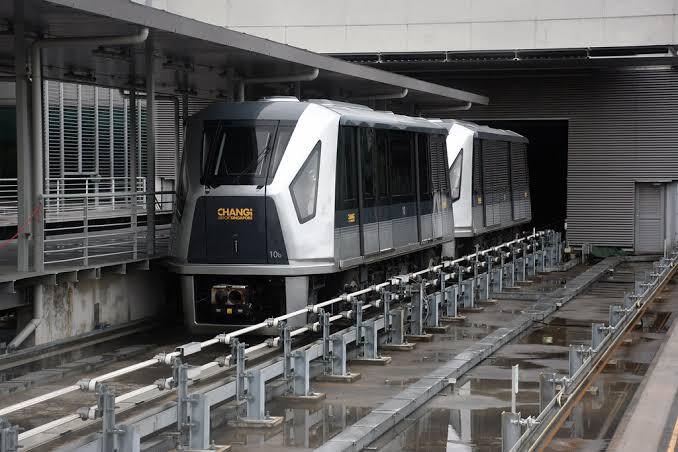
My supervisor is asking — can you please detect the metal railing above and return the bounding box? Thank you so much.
[39,189,175,267]
[0,178,18,218]
[502,248,678,452]
[0,176,170,225]
[0,230,562,451]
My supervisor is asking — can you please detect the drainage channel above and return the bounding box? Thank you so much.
[363,259,676,452]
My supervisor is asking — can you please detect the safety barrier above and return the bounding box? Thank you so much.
[0,230,562,451]
[40,189,175,266]
[501,248,678,452]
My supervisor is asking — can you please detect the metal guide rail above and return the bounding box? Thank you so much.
[0,230,562,451]
[502,247,678,452]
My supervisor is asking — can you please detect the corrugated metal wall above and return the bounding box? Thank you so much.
[44,81,214,184]
[446,68,678,248]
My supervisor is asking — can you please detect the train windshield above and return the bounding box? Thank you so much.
[202,120,293,186]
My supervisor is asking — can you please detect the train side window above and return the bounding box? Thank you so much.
[450,149,463,202]
[290,141,321,224]
[267,124,295,183]
[417,134,432,202]
[389,130,415,198]
[376,129,390,200]
[359,128,376,199]
[336,126,358,211]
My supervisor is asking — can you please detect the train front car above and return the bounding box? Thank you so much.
[170,98,455,333]
[439,120,532,253]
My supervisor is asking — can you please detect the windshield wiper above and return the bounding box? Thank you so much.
[232,144,272,185]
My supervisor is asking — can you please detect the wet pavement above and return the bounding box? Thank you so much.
[6,259,674,451]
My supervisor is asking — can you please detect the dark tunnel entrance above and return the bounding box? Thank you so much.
[474,119,568,233]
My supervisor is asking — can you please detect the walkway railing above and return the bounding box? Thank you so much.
[0,178,18,218]
[39,189,175,267]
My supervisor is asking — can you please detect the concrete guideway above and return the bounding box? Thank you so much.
[317,257,620,452]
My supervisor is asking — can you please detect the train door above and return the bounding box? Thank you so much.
[375,130,393,251]
[389,131,418,248]
[334,126,360,261]
[359,128,379,255]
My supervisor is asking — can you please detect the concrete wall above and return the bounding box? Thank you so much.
[134,0,678,53]
[17,269,173,345]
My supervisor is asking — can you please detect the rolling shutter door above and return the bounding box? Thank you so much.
[635,183,665,254]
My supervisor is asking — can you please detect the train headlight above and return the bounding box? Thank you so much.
[211,284,249,306]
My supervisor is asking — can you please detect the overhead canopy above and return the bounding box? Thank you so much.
[0,0,489,108]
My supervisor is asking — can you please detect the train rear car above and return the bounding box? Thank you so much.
[439,120,531,252]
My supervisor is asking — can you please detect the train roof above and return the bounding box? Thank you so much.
[191,97,448,134]
[431,119,529,143]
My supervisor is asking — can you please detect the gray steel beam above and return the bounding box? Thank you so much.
[14,0,32,272]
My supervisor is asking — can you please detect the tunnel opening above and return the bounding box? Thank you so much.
[474,119,568,234]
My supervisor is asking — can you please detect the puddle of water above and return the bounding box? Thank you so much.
[212,402,372,450]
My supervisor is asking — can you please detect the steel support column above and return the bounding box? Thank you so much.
[14,0,31,272]
[145,33,156,256]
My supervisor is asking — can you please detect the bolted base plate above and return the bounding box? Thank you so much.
[380,342,416,351]
[405,334,434,342]
[478,299,499,305]
[440,315,466,323]
[350,356,392,366]
[228,416,284,429]
[515,280,535,286]
[280,392,327,405]
[425,325,449,334]
[315,372,361,383]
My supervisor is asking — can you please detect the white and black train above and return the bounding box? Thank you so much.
[169,98,530,332]
[437,119,532,253]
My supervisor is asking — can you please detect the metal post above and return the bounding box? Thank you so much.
[425,291,441,328]
[569,344,584,378]
[230,338,246,402]
[382,290,392,335]
[174,361,209,449]
[591,323,606,351]
[0,417,19,452]
[352,298,363,350]
[511,364,519,414]
[280,323,292,384]
[129,52,138,260]
[245,368,265,421]
[501,411,521,452]
[389,308,407,346]
[83,196,89,265]
[99,385,116,452]
[609,304,624,327]
[320,310,331,374]
[361,319,379,359]
[292,348,311,396]
[444,286,458,318]
[538,372,558,412]
[410,282,425,336]
[145,32,156,256]
[329,333,349,376]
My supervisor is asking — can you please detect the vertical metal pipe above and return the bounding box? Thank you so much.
[43,80,49,195]
[109,89,114,180]
[237,80,245,102]
[14,0,31,272]
[30,43,45,271]
[145,33,156,256]
[77,84,82,174]
[129,53,138,260]
[173,98,180,185]
[59,82,64,178]
[94,86,99,176]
